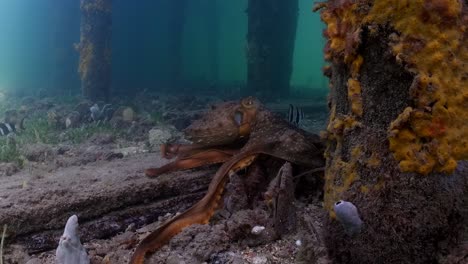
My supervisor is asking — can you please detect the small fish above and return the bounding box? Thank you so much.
[2,110,26,135]
[90,104,100,121]
[0,122,16,136]
[288,104,305,127]
[90,103,113,122]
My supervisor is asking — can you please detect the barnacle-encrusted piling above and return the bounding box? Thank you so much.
[317,0,467,263]
[166,0,188,91]
[77,0,111,101]
[206,0,219,85]
[245,0,299,100]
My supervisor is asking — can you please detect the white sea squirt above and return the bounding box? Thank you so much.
[55,215,90,264]
[333,200,364,236]
[251,225,266,235]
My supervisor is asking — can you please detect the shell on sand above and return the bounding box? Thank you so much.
[122,107,135,122]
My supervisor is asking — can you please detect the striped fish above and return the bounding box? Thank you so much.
[0,115,26,136]
[0,122,16,136]
[287,104,305,127]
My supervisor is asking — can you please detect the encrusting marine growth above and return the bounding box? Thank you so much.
[318,0,467,214]
[316,1,467,263]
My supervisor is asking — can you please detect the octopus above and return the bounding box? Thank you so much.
[130,96,325,264]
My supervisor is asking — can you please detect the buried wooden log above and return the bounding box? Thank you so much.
[0,154,213,254]
[16,192,204,253]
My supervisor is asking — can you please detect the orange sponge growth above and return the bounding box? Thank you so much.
[368,0,468,174]
[321,0,467,176]
[319,0,467,215]
[321,0,363,63]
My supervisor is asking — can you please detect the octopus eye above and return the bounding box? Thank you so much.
[234,111,243,126]
[335,201,342,206]
[241,96,256,108]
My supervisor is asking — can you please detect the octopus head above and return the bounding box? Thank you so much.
[184,97,261,146]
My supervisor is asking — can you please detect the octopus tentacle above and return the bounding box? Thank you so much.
[136,140,319,262]
[145,149,238,178]
[133,96,325,263]
[160,143,209,159]
[130,152,259,264]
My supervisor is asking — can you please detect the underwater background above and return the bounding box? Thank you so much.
[0,0,326,98]
[0,1,466,263]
